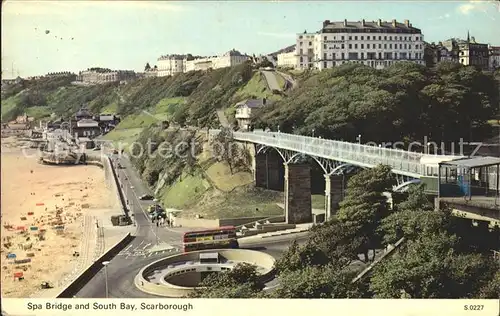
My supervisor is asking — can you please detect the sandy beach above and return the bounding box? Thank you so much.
[1,137,115,298]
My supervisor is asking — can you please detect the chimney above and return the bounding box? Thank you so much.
[361,19,365,27]
[344,19,347,26]
[263,98,267,105]
[392,19,396,27]
[377,19,382,26]
[323,20,330,28]
[404,19,410,27]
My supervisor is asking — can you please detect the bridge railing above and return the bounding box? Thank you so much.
[209,130,463,177]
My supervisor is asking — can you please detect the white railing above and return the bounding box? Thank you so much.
[209,130,465,177]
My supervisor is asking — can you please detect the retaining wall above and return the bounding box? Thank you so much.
[135,249,276,297]
[56,233,134,298]
[175,215,286,228]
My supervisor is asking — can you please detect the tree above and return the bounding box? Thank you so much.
[187,263,264,298]
[307,217,363,266]
[270,265,358,298]
[144,63,151,71]
[395,183,434,212]
[337,165,396,262]
[370,231,498,298]
[274,240,330,274]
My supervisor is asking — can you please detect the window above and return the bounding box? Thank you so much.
[323,62,327,68]
[348,52,358,60]
[384,36,387,40]
[379,44,381,49]
[349,44,352,49]
[341,52,345,59]
[324,53,327,59]
[349,36,352,40]
[367,36,370,40]
[341,44,345,49]
[384,44,387,49]
[300,49,303,54]
[378,52,382,59]
[361,52,364,59]
[355,36,358,40]
[367,44,370,49]
[389,44,392,49]
[324,44,327,49]
[361,36,364,40]
[300,56,303,62]
[399,44,402,49]
[404,36,407,40]
[389,36,392,40]
[341,36,345,40]
[354,44,358,49]
[309,41,312,46]
[299,42,303,46]
[379,36,381,40]
[404,44,407,49]
[299,36,303,39]
[361,44,364,49]
[324,36,327,40]
[399,36,402,41]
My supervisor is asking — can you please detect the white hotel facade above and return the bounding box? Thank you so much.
[278,19,425,70]
[156,50,250,77]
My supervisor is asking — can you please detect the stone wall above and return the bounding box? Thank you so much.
[284,163,312,224]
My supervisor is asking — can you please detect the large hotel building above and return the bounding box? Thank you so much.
[279,19,425,70]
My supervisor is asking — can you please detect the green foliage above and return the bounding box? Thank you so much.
[270,265,358,298]
[187,263,265,298]
[256,62,498,143]
[337,165,396,260]
[274,240,330,274]
[370,232,498,298]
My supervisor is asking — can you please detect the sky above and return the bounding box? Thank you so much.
[1,0,499,78]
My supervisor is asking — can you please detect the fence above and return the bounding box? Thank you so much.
[209,130,463,178]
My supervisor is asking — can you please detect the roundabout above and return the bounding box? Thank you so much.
[134,249,276,297]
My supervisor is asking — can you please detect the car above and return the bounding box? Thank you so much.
[139,194,154,200]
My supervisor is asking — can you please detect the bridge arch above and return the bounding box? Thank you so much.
[393,179,421,193]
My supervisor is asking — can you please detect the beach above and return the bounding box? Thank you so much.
[1,137,115,298]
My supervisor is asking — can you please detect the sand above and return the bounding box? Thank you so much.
[1,137,114,298]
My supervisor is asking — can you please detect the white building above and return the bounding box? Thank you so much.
[489,46,500,70]
[158,49,249,75]
[235,98,269,130]
[294,19,425,70]
[157,54,185,77]
[277,50,297,69]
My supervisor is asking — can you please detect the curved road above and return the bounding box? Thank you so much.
[75,153,305,298]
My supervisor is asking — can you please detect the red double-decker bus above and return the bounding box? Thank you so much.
[182,226,239,252]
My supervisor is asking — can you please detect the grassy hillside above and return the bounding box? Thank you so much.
[127,127,283,219]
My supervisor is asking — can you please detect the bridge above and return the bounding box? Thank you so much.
[208,130,499,225]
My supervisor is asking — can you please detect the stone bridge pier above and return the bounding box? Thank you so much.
[253,147,355,225]
[254,151,284,191]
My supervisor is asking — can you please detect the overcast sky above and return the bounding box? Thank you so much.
[2,0,499,78]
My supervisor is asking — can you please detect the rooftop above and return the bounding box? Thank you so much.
[236,98,270,108]
[320,19,422,33]
[440,156,500,168]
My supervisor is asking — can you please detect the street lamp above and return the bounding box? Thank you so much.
[102,261,110,298]
[312,129,315,138]
[153,198,159,245]
[357,134,361,144]
[426,142,431,155]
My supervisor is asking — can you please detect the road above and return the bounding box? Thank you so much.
[75,153,188,298]
[75,152,302,298]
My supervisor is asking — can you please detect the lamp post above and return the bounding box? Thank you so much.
[130,186,134,222]
[357,134,361,144]
[153,198,159,245]
[312,129,315,138]
[102,261,110,298]
[426,142,431,155]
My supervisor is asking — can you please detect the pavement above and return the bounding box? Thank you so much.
[261,70,282,91]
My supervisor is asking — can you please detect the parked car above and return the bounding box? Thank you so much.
[139,194,154,200]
